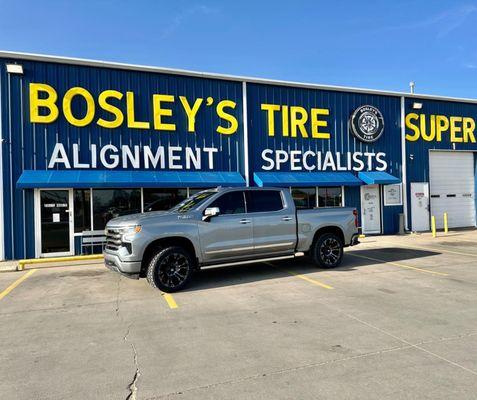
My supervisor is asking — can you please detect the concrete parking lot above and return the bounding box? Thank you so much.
[1,230,476,400]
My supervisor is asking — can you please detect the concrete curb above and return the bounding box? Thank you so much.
[0,263,19,273]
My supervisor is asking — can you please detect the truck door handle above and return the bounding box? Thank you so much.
[239,219,251,224]
[282,216,292,221]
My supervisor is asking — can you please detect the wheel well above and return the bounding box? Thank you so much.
[140,237,197,278]
[312,226,345,248]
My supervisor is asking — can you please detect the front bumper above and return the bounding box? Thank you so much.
[103,251,141,279]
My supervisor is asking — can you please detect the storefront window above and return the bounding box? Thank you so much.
[92,189,141,230]
[74,189,91,233]
[143,188,188,212]
[291,187,316,209]
[318,187,342,207]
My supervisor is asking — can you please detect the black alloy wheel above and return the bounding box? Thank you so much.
[147,246,194,292]
[313,233,343,269]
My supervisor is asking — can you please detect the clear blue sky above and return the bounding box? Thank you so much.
[1,0,477,98]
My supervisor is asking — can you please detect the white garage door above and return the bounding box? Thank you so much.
[429,152,476,229]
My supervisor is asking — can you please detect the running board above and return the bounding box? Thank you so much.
[201,252,305,269]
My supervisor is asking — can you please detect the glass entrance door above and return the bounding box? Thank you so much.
[39,189,74,256]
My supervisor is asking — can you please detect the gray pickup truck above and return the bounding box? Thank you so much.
[103,187,359,292]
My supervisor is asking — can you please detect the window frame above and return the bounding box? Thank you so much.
[318,186,344,208]
[289,186,345,208]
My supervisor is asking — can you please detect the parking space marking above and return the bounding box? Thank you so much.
[378,241,477,259]
[0,269,37,301]
[161,292,178,309]
[264,263,334,289]
[348,253,449,276]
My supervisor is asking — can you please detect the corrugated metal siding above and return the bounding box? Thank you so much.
[247,83,403,177]
[247,83,403,234]
[0,58,244,259]
[405,98,477,228]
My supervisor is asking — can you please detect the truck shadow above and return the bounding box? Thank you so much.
[184,247,441,292]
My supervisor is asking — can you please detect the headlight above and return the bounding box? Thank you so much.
[121,225,142,242]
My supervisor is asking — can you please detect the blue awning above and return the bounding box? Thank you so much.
[16,170,246,189]
[358,171,400,185]
[253,172,362,187]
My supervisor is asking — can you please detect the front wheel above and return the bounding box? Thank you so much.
[146,246,195,292]
[312,233,343,268]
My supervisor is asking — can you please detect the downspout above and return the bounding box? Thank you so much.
[0,68,4,260]
[400,96,409,231]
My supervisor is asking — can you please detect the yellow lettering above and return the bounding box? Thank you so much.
[153,94,176,131]
[449,116,463,142]
[405,113,420,141]
[179,96,202,132]
[435,115,449,142]
[282,105,289,137]
[29,83,59,124]
[63,87,95,127]
[261,103,280,136]
[290,106,308,138]
[126,91,150,129]
[310,108,330,139]
[463,117,476,143]
[216,100,238,135]
[420,114,435,141]
[97,90,124,129]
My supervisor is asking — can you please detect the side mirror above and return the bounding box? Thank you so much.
[203,207,220,221]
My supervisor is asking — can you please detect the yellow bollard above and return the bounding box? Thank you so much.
[443,212,448,233]
[431,216,436,238]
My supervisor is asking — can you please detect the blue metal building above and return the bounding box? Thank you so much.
[1,51,476,261]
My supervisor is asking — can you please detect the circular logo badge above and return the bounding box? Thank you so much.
[350,105,384,143]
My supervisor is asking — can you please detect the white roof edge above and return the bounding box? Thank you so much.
[1,50,477,104]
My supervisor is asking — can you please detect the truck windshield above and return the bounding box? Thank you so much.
[171,191,216,213]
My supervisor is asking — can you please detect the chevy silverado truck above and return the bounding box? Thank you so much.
[103,187,360,292]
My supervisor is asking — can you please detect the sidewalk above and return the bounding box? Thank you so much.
[0,258,104,273]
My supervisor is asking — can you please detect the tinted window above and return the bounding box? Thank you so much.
[143,188,187,212]
[92,189,141,230]
[318,187,342,207]
[291,187,316,209]
[246,191,283,213]
[209,191,245,215]
[74,189,91,232]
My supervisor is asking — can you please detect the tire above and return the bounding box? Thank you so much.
[146,246,195,292]
[312,233,343,269]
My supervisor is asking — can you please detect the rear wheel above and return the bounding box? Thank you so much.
[312,233,343,268]
[146,246,194,292]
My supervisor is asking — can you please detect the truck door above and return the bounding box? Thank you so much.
[245,190,296,256]
[199,190,254,263]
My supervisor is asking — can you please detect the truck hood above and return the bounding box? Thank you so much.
[106,210,193,228]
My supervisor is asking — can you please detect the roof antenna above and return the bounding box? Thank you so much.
[409,81,415,94]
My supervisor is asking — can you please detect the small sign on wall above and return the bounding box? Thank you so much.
[384,184,402,206]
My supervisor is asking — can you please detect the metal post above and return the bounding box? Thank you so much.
[431,215,436,238]
[443,212,448,233]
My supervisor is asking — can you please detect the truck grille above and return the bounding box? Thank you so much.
[105,228,122,251]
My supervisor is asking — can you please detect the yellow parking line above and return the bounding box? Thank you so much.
[0,269,37,301]
[161,292,178,309]
[265,263,334,289]
[348,253,449,276]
